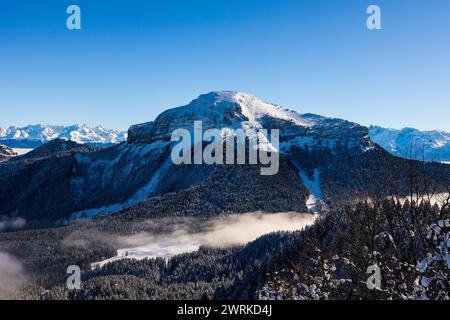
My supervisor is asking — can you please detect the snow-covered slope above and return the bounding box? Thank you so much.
[369,126,450,162]
[0,124,127,147]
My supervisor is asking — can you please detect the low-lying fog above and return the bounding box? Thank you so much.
[92,212,317,269]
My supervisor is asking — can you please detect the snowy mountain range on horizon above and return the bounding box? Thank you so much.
[0,124,127,147]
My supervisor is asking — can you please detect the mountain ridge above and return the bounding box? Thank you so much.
[128,91,372,150]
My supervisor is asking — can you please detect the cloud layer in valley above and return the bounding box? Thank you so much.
[92,212,317,268]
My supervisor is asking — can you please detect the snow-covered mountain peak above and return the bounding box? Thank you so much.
[128,91,311,144]
[183,91,311,128]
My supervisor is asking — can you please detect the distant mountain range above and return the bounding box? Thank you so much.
[0,124,127,148]
[369,126,450,162]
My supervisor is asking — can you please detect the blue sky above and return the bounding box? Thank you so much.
[0,0,449,131]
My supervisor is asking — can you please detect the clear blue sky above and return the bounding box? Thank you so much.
[1,0,449,131]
